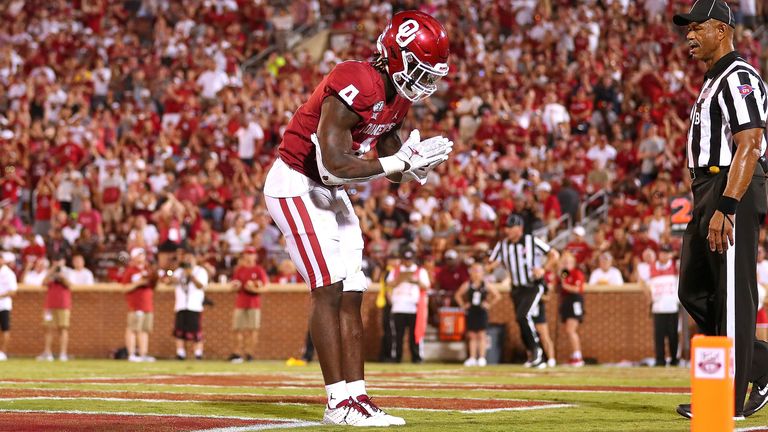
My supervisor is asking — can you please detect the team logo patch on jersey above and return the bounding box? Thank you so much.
[371,101,384,119]
[737,84,754,98]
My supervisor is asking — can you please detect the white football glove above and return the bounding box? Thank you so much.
[394,131,453,173]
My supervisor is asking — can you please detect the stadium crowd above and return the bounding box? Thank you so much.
[0,0,767,294]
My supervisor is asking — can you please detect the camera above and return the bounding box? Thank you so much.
[560,269,570,279]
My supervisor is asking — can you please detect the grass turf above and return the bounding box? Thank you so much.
[0,359,765,431]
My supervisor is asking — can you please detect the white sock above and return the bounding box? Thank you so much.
[194,348,203,357]
[572,350,582,360]
[347,380,367,400]
[176,348,186,358]
[325,381,349,408]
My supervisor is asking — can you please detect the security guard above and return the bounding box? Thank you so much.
[673,0,768,419]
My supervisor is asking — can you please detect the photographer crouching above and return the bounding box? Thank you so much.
[162,249,208,360]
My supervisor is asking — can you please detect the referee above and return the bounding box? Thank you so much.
[488,214,559,368]
[673,0,768,419]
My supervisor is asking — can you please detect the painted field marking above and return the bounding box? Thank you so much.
[0,394,573,414]
[735,427,768,432]
[0,377,691,393]
[0,380,691,396]
[0,408,316,424]
[0,407,284,420]
[189,424,318,432]
[459,404,575,414]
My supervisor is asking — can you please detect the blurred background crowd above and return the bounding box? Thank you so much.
[0,0,767,292]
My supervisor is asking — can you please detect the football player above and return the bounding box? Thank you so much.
[264,10,452,427]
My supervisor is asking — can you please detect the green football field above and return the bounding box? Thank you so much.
[0,359,765,431]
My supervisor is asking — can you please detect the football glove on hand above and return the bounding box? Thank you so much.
[399,132,453,184]
[394,130,453,173]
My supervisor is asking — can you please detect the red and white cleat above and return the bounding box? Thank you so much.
[322,398,390,427]
[356,395,406,426]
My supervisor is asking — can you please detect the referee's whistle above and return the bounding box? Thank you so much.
[708,166,720,174]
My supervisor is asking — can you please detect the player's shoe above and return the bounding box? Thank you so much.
[568,358,585,367]
[59,354,69,362]
[357,395,406,426]
[142,355,156,362]
[547,358,556,368]
[745,383,768,417]
[0,351,7,361]
[527,348,545,368]
[36,353,54,362]
[128,354,143,362]
[477,357,487,367]
[463,357,477,367]
[322,398,389,427]
[676,403,746,421]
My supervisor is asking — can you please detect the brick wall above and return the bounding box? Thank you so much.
[8,285,667,363]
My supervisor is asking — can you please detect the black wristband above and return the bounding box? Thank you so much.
[717,196,739,215]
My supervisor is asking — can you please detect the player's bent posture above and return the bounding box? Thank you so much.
[264,11,452,427]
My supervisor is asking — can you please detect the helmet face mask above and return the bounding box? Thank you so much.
[392,51,449,102]
[376,11,450,103]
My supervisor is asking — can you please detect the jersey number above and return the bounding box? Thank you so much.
[395,20,420,47]
[339,84,359,105]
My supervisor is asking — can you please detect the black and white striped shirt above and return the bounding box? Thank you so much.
[490,235,551,287]
[687,51,767,168]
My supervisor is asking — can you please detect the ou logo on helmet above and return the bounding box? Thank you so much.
[395,20,419,48]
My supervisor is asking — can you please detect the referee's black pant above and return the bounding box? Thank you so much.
[679,166,768,414]
[511,283,545,355]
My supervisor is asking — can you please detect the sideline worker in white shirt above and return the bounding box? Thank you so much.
[386,248,430,364]
[0,252,18,361]
[643,245,680,367]
[163,249,208,360]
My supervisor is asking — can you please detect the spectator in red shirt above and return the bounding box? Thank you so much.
[631,225,659,267]
[229,247,268,363]
[563,226,594,269]
[123,249,156,362]
[434,250,469,306]
[77,200,104,240]
[559,252,586,367]
[34,176,56,237]
[273,259,302,284]
[463,207,496,246]
[100,163,126,235]
[38,257,72,362]
[537,182,562,224]
[176,174,206,206]
[1,166,24,210]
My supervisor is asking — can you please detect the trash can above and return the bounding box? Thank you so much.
[484,324,505,364]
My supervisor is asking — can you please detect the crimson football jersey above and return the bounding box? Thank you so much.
[278,61,412,184]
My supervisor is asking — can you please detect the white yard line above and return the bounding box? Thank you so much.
[736,427,768,431]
